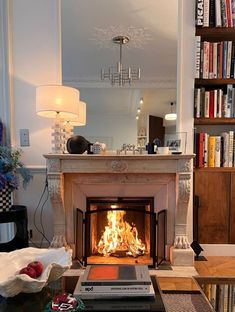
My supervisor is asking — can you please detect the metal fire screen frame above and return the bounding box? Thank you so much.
[75,197,167,268]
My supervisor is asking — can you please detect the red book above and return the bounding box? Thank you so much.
[209,90,214,118]
[198,133,204,168]
[226,0,232,27]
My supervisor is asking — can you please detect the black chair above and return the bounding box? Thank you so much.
[0,205,29,252]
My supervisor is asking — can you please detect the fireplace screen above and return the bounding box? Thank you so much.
[76,197,166,268]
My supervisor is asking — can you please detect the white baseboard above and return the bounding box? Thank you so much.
[201,244,235,256]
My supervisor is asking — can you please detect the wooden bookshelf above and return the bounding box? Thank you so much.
[195,78,235,86]
[194,118,235,125]
[196,27,235,41]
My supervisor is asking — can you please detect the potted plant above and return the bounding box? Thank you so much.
[0,146,33,212]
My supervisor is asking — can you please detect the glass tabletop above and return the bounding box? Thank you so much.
[0,275,166,312]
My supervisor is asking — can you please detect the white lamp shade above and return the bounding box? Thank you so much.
[36,85,80,119]
[66,101,86,126]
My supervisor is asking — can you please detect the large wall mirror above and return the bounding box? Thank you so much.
[61,0,178,150]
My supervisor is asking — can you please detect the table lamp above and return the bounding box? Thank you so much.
[36,85,80,153]
[63,100,86,152]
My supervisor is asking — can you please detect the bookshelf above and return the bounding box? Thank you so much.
[194,0,235,244]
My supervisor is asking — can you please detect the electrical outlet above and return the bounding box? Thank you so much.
[20,129,30,146]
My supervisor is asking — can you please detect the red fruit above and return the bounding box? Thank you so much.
[19,266,37,278]
[27,261,44,278]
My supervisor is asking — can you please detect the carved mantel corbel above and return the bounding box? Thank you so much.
[46,158,66,248]
[174,159,192,249]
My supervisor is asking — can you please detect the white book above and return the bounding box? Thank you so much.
[228,131,234,167]
[215,136,221,167]
[214,89,218,118]
[195,36,201,78]
[215,0,222,26]
[203,0,210,27]
[217,89,223,118]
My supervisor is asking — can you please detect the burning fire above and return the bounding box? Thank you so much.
[97,210,146,257]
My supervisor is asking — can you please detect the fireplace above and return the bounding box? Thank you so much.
[44,153,194,266]
[76,197,167,267]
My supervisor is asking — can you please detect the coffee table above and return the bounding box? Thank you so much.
[0,275,166,311]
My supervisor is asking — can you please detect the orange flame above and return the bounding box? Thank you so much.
[97,210,145,257]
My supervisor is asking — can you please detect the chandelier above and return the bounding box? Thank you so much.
[101,35,141,86]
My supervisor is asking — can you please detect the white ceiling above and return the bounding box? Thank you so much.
[61,0,178,121]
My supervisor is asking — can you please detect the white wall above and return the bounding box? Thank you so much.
[8,0,61,245]
[12,0,61,166]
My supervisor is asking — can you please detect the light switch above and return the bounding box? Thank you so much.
[20,129,30,146]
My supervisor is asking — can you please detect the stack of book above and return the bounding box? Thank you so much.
[195,131,235,167]
[195,0,235,28]
[74,264,155,300]
[194,85,235,118]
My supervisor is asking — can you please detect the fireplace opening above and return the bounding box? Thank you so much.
[76,197,167,268]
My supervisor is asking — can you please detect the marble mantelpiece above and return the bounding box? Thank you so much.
[44,153,194,266]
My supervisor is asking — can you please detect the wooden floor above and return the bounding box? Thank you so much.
[158,256,235,291]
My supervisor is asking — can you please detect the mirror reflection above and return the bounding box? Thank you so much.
[61,0,178,150]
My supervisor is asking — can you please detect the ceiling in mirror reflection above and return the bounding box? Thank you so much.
[61,0,178,124]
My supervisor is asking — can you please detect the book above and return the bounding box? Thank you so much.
[196,0,204,26]
[221,0,228,27]
[215,0,222,26]
[228,130,234,167]
[74,278,155,299]
[215,136,221,167]
[209,136,216,167]
[195,36,201,78]
[203,0,210,26]
[226,0,232,26]
[221,132,229,167]
[80,265,151,287]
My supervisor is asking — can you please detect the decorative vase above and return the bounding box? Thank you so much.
[0,186,12,212]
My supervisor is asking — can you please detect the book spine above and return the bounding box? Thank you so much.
[227,84,233,118]
[203,41,210,78]
[209,42,214,78]
[213,42,218,78]
[221,0,228,26]
[205,90,210,117]
[209,136,216,167]
[199,132,204,167]
[230,41,235,78]
[196,0,204,26]
[217,89,223,117]
[204,133,209,167]
[215,0,222,25]
[215,136,221,167]
[209,0,216,26]
[223,41,228,79]
[226,41,232,78]
[226,0,232,26]
[79,284,150,293]
[221,132,229,166]
[203,0,210,26]
[194,88,201,117]
[232,0,235,26]
[195,36,201,78]
[228,130,234,167]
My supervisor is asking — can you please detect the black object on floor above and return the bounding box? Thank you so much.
[194,255,207,261]
[0,205,28,252]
